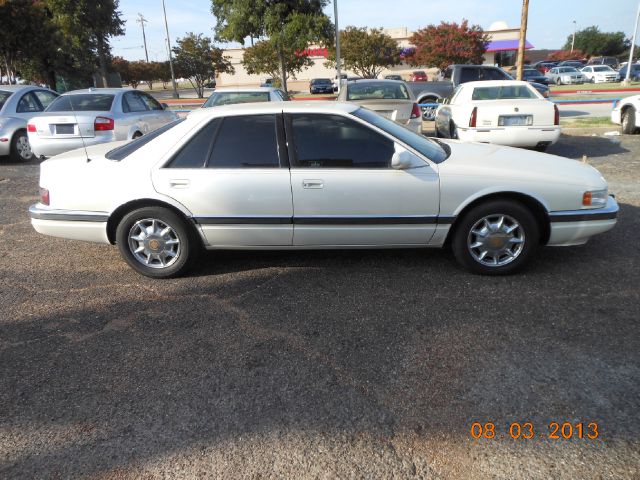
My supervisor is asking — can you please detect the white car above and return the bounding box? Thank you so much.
[435,80,561,150]
[201,87,288,107]
[29,102,618,278]
[581,65,620,83]
[611,95,640,134]
[546,67,586,85]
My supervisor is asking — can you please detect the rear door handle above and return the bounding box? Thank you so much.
[302,179,323,189]
[169,179,190,188]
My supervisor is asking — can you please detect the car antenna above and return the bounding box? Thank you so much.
[67,88,92,162]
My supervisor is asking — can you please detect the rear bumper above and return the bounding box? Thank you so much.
[611,109,622,125]
[547,195,618,246]
[29,203,110,243]
[457,126,561,147]
[29,133,116,158]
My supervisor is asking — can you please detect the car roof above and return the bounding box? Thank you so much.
[61,88,130,96]
[0,84,44,93]
[346,79,405,85]
[187,101,357,121]
[211,86,277,93]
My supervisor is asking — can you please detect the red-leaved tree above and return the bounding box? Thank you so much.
[408,20,488,71]
[547,49,585,61]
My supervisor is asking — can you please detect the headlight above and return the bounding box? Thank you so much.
[562,76,571,81]
[582,189,608,207]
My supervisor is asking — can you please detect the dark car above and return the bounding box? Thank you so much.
[618,64,640,81]
[384,74,403,81]
[409,71,428,81]
[587,56,620,70]
[309,78,334,94]
[521,68,549,85]
[557,60,585,69]
[532,61,558,74]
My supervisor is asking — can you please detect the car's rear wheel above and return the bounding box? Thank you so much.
[449,121,458,139]
[10,130,33,162]
[452,200,540,275]
[116,206,196,278]
[556,78,562,85]
[622,107,637,134]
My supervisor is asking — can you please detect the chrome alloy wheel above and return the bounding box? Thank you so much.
[467,214,525,267]
[127,218,181,269]
[16,135,32,160]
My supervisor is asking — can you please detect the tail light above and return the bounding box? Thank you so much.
[94,116,114,131]
[410,103,422,119]
[27,123,37,132]
[553,104,560,126]
[469,107,477,128]
[39,187,50,205]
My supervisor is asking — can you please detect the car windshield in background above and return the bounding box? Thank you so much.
[347,82,410,101]
[559,67,579,73]
[105,119,184,161]
[0,91,12,110]
[311,79,332,85]
[593,66,614,72]
[472,85,536,101]
[203,92,270,107]
[46,94,115,112]
[352,107,448,164]
[523,70,540,77]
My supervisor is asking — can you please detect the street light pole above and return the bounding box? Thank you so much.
[571,20,576,52]
[624,1,640,85]
[334,0,341,93]
[162,0,179,98]
[516,0,529,81]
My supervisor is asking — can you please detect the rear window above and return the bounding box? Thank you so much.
[0,91,12,110]
[347,82,410,100]
[105,119,184,161]
[472,85,537,100]
[202,92,270,107]
[47,94,115,112]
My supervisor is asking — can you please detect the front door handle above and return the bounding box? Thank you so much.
[169,179,190,188]
[302,179,323,189]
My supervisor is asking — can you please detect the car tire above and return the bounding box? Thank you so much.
[449,121,458,140]
[10,129,33,162]
[555,78,562,85]
[116,206,197,278]
[452,200,540,275]
[132,131,143,139]
[622,107,637,134]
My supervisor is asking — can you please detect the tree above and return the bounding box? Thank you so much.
[408,20,488,71]
[326,26,401,78]
[242,39,312,84]
[211,0,333,93]
[547,49,585,62]
[563,26,628,57]
[172,33,234,98]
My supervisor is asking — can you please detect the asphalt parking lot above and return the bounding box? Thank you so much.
[1,132,638,479]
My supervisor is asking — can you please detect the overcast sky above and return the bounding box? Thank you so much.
[111,0,640,61]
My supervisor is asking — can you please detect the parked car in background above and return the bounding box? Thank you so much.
[409,71,428,81]
[0,85,58,162]
[384,74,403,81]
[435,80,561,150]
[260,78,273,87]
[618,64,640,81]
[520,68,550,85]
[27,88,178,159]
[532,61,558,74]
[586,56,620,70]
[332,74,347,92]
[309,78,334,94]
[29,101,617,278]
[611,95,640,134]
[546,66,586,85]
[557,60,585,69]
[336,79,422,133]
[203,79,217,89]
[581,65,620,83]
[202,87,289,108]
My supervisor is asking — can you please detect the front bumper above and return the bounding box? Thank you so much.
[547,195,618,246]
[29,203,110,243]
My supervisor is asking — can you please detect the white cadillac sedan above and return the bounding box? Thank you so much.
[611,95,640,134]
[435,81,561,150]
[29,102,618,278]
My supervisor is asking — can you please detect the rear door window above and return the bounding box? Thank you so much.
[123,92,148,113]
[17,92,41,113]
[33,90,58,109]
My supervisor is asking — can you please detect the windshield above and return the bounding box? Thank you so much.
[559,67,578,73]
[0,91,12,111]
[47,94,115,112]
[311,78,332,85]
[347,82,410,100]
[202,91,270,107]
[105,119,184,161]
[352,107,448,164]
[522,70,540,77]
[593,66,613,72]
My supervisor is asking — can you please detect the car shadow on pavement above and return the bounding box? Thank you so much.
[548,134,629,159]
[0,204,638,478]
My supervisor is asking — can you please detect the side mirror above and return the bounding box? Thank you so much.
[392,148,421,169]
[161,103,169,110]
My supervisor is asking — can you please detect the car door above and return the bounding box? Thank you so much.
[153,114,293,247]
[286,112,439,246]
[15,91,43,120]
[122,91,151,136]
[138,91,173,129]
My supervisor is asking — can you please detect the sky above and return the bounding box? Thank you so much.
[111,0,640,61]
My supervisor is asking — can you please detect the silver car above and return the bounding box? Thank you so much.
[201,87,289,108]
[546,67,586,85]
[336,79,423,134]
[28,88,178,158]
[0,85,58,161]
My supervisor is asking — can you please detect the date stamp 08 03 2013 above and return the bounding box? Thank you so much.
[470,422,600,440]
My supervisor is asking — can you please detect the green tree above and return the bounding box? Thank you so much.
[211,0,333,93]
[563,26,628,57]
[242,39,312,85]
[173,33,234,98]
[408,20,488,71]
[326,26,401,78]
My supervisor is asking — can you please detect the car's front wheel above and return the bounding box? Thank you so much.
[10,130,33,162]
[116,206,196,278]
[622,107,637,134]
[452,200,540,275]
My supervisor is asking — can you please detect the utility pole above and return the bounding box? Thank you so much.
[162,0,179,98]
[136,13,149,62]
[571,20,576,52]
[516,0,529,81]
[334,0,342,93]
[624,1,640,85]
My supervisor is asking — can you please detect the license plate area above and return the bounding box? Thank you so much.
[55,124,75,135]
[498,115,533,126]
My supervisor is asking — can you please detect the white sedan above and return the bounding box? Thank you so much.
[611,95,640,134]
[580,65,620,83]
[435,80,561,150]
[29,102,617,278]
